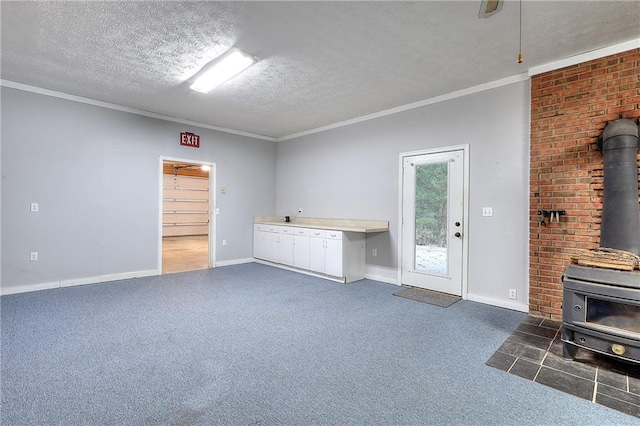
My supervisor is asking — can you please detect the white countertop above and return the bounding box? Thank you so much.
[254,216,389,233]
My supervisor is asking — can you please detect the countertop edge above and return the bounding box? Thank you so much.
[254,220,389,233]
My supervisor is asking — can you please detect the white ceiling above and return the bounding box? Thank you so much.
[1,1,639,140]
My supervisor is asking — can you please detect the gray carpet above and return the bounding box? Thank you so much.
[2,263,638,425]
[393,286,461,307]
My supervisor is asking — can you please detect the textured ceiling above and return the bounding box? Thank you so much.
[1,1,639,139]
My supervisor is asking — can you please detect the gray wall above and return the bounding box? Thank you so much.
[276,80,530,309]
[1,87,276,291]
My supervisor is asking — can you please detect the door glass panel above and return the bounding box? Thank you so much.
[415,162,448,276]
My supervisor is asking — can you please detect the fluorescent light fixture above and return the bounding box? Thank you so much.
[190,48,257,93]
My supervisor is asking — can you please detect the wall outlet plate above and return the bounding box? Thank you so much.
[30,252,38,261]
[509,289,517,299]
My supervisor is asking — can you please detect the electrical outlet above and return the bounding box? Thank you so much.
[372,248,377,257]
[215,208,220,215]
[30,203,39,212]
[509,289,517,300]
[222,240,227,246]
[482,207,493,217]
[30,252,38,261]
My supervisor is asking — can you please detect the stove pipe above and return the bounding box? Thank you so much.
[597,118,640,256]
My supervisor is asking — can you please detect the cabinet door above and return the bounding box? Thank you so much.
[254,229,267,260]
[263,231,279,263]
[278,232,294,266]
[309,236,326,273]
[293,234,310,270]
[325,238,343,278]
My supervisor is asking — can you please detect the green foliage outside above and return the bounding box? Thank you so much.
[415,162,448,247]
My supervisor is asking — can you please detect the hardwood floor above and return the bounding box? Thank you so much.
[162,235,209,274]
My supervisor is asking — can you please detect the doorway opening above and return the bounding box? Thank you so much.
[399,145,469,297]
[160,158,215,274]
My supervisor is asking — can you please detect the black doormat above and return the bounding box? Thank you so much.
[393,287,461,308]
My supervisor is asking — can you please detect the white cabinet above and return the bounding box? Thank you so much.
[254,224,365,283]
[309,230,344,277]
[253,225,279,263]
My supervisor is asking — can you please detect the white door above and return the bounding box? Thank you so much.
[401,149,464,296]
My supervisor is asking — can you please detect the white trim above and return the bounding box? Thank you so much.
[60,276,100,288]
[1,281,59,296]
[216,257,255,267]
[252,259,347,284]
[2,73,531,143]
[98,269,158,283]
[466,293,529,313]
[364,265,400,285]
[159,157,216,273]
[278,74,529,141]
[364,274,399,286]
[0,269,158,296]
[0,79,276,142]
[528,38,640,77]
[397,144,471,299]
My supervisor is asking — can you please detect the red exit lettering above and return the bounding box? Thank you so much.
[180,132,200,148]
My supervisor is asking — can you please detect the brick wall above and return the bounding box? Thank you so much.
[529,49,640,320]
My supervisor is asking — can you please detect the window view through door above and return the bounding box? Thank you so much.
[414,161,448,276]
[401,149,465,296]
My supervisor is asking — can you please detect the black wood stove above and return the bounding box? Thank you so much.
[562,118,640,364]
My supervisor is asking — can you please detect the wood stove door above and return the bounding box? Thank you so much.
[401,149,464,296]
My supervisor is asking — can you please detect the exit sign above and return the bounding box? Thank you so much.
[180,132,200,148]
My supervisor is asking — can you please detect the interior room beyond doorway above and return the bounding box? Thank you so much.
[162,160,211,274]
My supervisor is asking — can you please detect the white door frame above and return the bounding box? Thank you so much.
[158,156,216,274]
[397,144,470,298]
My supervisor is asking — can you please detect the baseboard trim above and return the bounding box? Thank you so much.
[466,293,529,313]
[364,273,400,285]
[1,281,60,296]
[1,269,159,296]
[215,258,254,267]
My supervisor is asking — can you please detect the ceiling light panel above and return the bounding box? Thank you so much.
[190,48,257,93]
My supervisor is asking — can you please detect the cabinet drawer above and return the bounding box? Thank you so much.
[309,229,326,238]
[292,227,312,236]
[254,224,281,233]
[326,230,343,240]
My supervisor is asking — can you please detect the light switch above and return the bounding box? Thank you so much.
[30,203,39,212]
[215,208,220,215]
[482,207,493,217]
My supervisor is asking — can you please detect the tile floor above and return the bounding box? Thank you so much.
[486,316,640,418]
